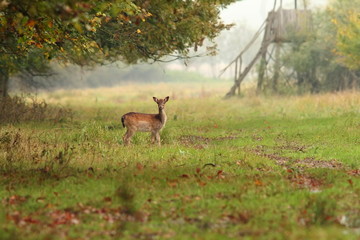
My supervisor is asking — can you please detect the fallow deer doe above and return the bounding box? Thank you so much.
[121,96,169,146]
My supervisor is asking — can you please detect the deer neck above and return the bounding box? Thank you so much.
[158,108,167,125]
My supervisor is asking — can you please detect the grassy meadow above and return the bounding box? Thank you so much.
[1,82,360,240]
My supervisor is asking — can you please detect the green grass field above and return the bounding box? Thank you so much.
[1,82,359,240]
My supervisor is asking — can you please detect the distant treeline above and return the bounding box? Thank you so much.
[10,64,217,91]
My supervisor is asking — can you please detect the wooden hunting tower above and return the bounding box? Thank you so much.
[267,9,312,43]
[222,1,313,97]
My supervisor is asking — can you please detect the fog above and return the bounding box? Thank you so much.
[169,0,329,78]
[11,0,330,91]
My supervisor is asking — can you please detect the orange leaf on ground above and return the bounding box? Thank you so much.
[198,181,207,187]
[216,170,225,179]
[254,180,263,186]
[180,174,190,178]
[167,179,178,188]
[6,195,27,205]
[136,162,144,171]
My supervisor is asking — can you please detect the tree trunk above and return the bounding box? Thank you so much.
[296,71,305,94]
[309,65,320,93]
[0,68,9,98]
[257,55,267,94]
[272,43,281,93]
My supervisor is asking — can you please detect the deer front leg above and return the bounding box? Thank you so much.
[151,131,156,144]
[155,132,161,146]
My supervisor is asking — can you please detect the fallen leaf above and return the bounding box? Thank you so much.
[180,174,190,178]
[254,179,263,186]
[36,196,46,203]
[216,170,225,179]
[6,211,21,224]
[22,216,40,224]
[136,163,144,171]
[6,195,28,205]
[236,161,243,165]
[167,179,178,188]
[50,210,79,226]
[198,181,207,187]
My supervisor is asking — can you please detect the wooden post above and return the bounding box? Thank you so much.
[257,55,267,94]
[237,58,242,95]
[234,59,238,86]
[257,11,275,94]
[302,0,307,9]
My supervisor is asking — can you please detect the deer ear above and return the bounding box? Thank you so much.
[164,96,169,102]
[153,97,158,103]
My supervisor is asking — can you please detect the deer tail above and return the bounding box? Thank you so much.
[121,115,125,128]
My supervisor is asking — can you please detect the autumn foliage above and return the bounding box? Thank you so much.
[0,0,234,74]
[329,2,360,70]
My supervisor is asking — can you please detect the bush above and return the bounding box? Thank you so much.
[0,95,73,124]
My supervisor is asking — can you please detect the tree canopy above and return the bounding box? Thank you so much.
[0,0,235,96]
[329,0,360,70]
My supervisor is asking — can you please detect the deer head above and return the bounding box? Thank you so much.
[153,96,169,111]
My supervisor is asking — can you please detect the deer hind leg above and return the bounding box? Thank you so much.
[123,128,135,145]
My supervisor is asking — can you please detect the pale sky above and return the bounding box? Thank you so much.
[221,0,329,29]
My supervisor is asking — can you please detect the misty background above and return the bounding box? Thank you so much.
[10,0,329,92]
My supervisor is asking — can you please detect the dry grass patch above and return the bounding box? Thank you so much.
[0,96,72,124]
